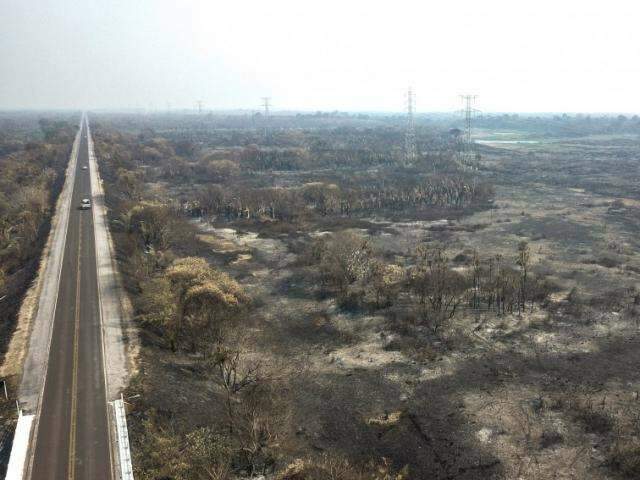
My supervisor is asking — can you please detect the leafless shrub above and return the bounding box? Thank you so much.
[408,244,468,331]
[571,397,613,435]
[210,344,288,477]
[608,441,640,478]
[276,455,408,480]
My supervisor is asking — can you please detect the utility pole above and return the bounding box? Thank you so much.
[459,94,479,169]
[404,87,417,166]
[261,97,271,142]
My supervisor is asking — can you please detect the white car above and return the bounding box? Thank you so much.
[80,198,91,210]
[82,165,88,170]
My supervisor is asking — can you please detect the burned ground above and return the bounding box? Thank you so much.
[91,114,640,479]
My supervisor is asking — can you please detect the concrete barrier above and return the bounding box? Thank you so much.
[6,409,34,480]
[111,396,134,480]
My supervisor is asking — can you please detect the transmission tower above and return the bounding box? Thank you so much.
[196,100,204,115]
[261,97,271,142]
[459,94,479,169]
[404,87,417,166]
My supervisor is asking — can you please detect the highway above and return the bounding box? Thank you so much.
[29,119,112,480]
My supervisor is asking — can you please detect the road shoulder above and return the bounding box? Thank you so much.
[87,118,137,399]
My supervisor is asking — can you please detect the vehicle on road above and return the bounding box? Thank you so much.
[82,165,88,170]
[80,198,91,210]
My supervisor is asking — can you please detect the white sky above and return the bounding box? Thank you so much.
[2,0,640,113]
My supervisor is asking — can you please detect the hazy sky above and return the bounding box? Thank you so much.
[2,0,640,113]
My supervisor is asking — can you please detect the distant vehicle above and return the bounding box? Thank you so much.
[80,198,91,210]
[82,165,88,170]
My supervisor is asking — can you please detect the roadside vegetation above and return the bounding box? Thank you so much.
[0,115,76,364]
[0,114,76,473]
[92,112,640,479]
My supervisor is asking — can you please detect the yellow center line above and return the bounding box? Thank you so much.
[68,215,82,480]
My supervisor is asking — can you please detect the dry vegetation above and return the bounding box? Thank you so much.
[91,112,640,479]
[0,113,77,473]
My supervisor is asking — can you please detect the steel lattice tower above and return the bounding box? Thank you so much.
[261,97,271,142]
[404,87,417,166]
[459,94,478,169]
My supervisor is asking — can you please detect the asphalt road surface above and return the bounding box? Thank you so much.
[30,120,112,480]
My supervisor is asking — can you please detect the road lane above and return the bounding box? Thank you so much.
[30,120,112,480]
